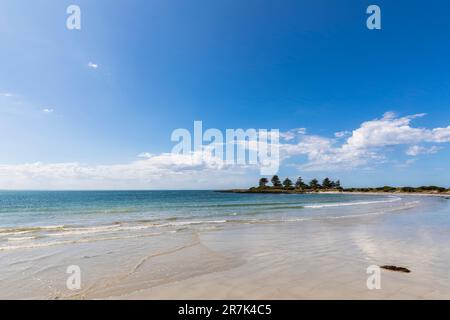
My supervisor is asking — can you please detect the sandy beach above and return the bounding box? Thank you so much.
[1,192,449,299]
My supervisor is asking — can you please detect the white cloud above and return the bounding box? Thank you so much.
[334,131,351,138]
[42,108,54,113]
[88,62,99,69]
[0,152,258,190]
[280,128,306,141]
[137,152,153,158]
[343,112,430,149]
[279,112,450,171]
[406,145,441,156]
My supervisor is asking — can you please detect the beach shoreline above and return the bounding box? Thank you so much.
[1,191,450,299]
[320,191,450,198]
[219,189,450,197]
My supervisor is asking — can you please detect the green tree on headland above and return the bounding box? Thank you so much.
[271,175,282,188]
[309,178,321,190]
[295,177,308,189]
[283,178,293,189]
[259,178,269,188]
[322,177,332,189]
[252,176,346,192]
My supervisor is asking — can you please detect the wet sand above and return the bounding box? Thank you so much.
[1,195,450,299]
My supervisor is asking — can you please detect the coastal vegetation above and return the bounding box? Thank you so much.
[342,185,450,194]
[221,176,450,195]
[252,176,342,193]
[222,176,343,194]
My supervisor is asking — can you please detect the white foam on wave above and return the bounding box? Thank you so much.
[0,225,66,235]
[45,220,228,237]
[0,230,32,237]
[7,236,37,242]
[156,220,228,228]
[303,196,402,209]
[0,232,165,251]
[280,201,420,222]
[321,201,419,220]
[0,218,230,244]
[46,224,125,237]
[236,200,420,225]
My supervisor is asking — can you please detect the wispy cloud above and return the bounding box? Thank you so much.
[334,131,351,138]
[137,152,153,158]
[0,92,16,97]
[42,108,54,114]
[87,62,99,69]
[406,145,441,156]
[280,128,307,141]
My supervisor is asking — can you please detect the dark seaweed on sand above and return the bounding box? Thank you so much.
[380,265,411,273]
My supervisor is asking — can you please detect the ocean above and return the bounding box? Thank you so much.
[1,191,449,299]
[0,191,411,250]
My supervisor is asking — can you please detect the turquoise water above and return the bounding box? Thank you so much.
[0,190,403,228]
[0,190,438,251]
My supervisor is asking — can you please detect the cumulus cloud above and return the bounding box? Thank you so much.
[344,112,431,149]
[279,112,450,171]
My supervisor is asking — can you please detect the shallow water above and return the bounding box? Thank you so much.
[0,191,407,251]
[0,191,449,299]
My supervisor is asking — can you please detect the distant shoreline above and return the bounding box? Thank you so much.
[217,189,450,198]
[321,191,450,198]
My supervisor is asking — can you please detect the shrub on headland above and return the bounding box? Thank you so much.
[342,186,450,193]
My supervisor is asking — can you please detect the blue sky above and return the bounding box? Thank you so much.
[1,0,450,189]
